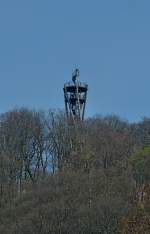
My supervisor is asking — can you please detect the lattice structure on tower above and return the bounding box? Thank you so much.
[63,69,88,121]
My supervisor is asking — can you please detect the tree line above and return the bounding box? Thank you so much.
[0,108,150,233]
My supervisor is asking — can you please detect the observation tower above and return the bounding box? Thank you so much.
[63,69,88,121]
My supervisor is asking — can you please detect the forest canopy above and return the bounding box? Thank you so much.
[0,108,150,233]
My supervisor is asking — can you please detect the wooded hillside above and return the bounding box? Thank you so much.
[0,108,150,233]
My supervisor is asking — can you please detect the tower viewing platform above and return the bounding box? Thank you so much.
[63,69,88,121]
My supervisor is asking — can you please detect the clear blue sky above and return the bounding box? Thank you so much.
[0,0,150,122]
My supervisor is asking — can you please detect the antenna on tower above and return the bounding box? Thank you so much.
[72,68,80,83]
[63,69,88,121]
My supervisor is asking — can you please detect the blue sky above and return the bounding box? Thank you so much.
[0,0,150,122]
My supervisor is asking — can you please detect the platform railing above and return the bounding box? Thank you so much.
[64,81,88,88]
